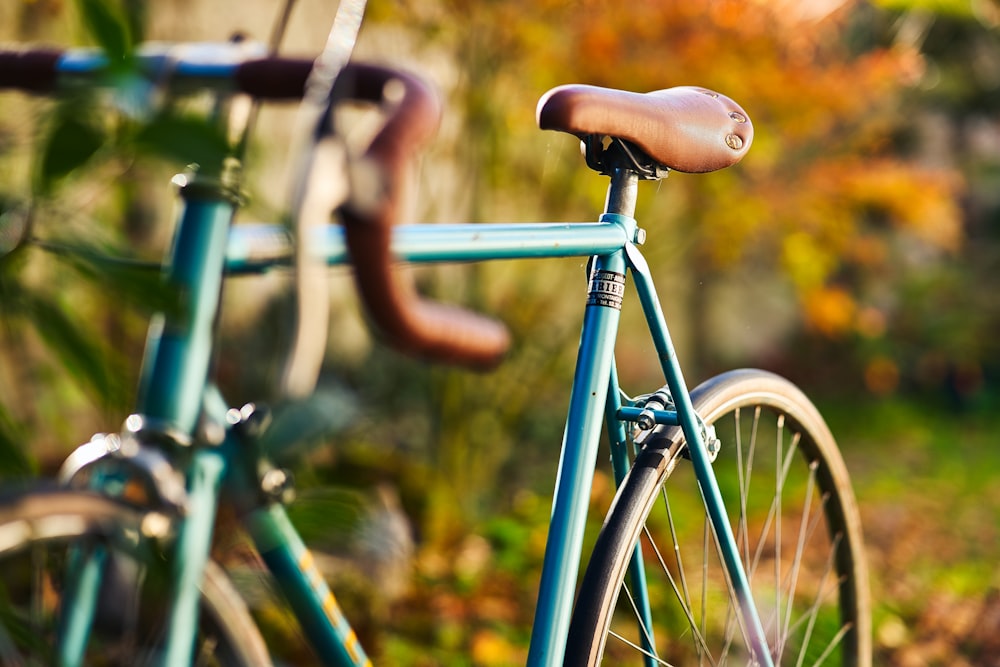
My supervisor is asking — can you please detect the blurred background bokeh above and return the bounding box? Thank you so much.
[1,0,998,664]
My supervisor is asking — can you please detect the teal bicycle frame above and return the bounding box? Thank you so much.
[56,161,776,665]
[150,164,770,665]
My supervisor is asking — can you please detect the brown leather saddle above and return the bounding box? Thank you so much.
[536,84,753,175]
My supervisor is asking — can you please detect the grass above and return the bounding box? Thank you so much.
[818,392,1000,664]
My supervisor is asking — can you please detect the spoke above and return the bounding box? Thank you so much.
[643,526,718,666]
[708,522,754,661]
[808,621,852,666]
[748,426,801,585]
[770,483,826,656]
[621,574,660,662]
[662,487,694,625]
[608,629,679,666]
[778,431,802,495]
[785,571,844,639]
[701,516,710,665]
[746,407,761,489]
[743,408,763,576]
[744,408,761,536]
[774,415,784,655]
[721,407,747,663]
[778,460,819,661]
[729,409,812,664]
[734,408,751,569]
[748,493,776,581]
[794,532,843,667]
[719,599,737,665]
[782,495,836,642]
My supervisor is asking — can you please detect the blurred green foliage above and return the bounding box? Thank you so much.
[0,0,232,474]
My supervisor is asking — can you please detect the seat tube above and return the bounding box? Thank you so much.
[528,168,638,666]
[528,248,627,666]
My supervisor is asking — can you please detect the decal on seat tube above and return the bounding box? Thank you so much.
[587,270,626,309]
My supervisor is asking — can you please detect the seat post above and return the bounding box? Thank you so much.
[603,166,639,218]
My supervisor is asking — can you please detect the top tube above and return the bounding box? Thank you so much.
[225,219,635,274]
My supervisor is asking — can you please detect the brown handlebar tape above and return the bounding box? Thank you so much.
[339,64,510,369]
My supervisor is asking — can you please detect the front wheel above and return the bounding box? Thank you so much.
[566,369,870,666]
[0,488,272,666]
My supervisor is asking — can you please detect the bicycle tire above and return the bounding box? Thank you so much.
[0,488,272,666]
[566,369,870,666]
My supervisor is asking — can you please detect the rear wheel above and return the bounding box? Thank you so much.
[0,489,271,666]
[566,369,870,666]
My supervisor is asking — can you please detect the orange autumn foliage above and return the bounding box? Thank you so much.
[382,0,963,338]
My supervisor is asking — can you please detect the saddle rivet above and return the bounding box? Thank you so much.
[725,133,744,150]
[729,112,747,123]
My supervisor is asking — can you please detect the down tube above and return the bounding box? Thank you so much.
[527,250,625,667]
[246,505,371,667]
[625,245,775,665]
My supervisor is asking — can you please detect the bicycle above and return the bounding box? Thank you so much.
[0,4,870,666]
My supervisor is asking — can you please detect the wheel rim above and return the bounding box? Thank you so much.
[0,496,250,666]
